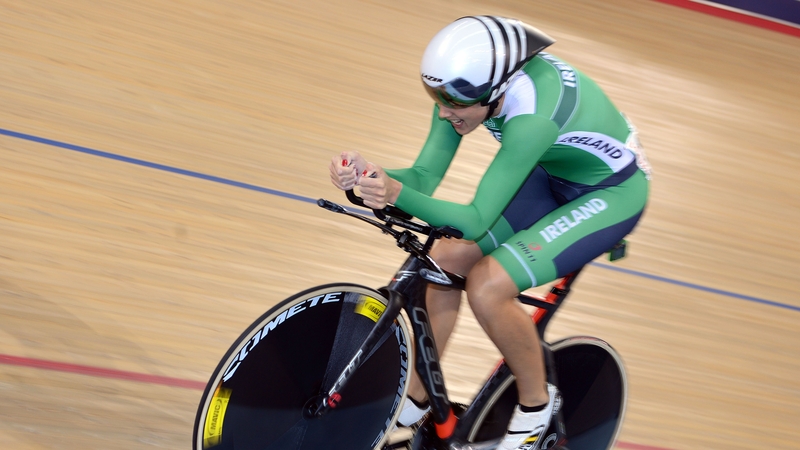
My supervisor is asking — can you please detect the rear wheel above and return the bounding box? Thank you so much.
[461,337,627,450]
[193,284,412,450]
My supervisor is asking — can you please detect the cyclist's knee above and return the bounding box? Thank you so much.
[431,238,483,275]
[465,257,519,320]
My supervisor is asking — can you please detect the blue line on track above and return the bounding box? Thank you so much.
[589,262,800,312]
[0,128,314,204]
[2,127,797,313]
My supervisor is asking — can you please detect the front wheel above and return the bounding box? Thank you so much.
[193,284,412,450]
[459,336,627,450]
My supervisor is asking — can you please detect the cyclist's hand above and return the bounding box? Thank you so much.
[329,151,367,190]
[358,162,402,209]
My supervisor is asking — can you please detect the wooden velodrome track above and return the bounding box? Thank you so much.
[1,0,798,449]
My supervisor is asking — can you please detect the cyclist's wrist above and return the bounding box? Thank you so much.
[387,177,403,204]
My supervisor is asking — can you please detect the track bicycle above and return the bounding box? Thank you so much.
[193,191,628,450]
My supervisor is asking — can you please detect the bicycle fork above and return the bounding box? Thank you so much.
[308,255,461,440]
[306,286,406,417]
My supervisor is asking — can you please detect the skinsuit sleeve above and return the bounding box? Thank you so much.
[387,108,559,241]
[384,105,461,195]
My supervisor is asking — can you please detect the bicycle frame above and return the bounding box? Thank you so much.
[307,219,465,428]
[311,196,582,446]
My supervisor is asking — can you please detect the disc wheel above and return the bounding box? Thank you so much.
[462,337,627,450]
[193,284,412,450]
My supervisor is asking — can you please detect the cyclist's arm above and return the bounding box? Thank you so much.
[384,104,461,196]
[393,114,559,241]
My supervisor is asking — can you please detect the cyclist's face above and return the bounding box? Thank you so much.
[437,102,488,135]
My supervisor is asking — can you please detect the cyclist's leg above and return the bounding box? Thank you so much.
[466,259,549,406]
[466,170,648,448]
[465,257,558,450]
[463,165,563,408]
[427,238,485,359]
[477,172,647,392]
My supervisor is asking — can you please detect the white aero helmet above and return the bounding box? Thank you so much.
[421,16,554,108]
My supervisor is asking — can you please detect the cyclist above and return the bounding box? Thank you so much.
[329,15,650,450]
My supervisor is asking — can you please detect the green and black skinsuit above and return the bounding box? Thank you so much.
[386,53,650,290]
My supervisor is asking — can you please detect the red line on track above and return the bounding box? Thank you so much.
[653,0,800,38]
[616,441,674,450]
[1,352,675,450]
[0,353,206,390]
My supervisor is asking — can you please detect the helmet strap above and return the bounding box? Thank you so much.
[484,98,501,121]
